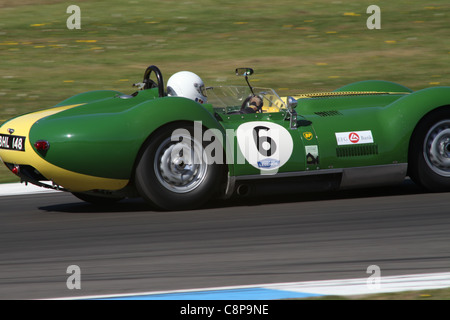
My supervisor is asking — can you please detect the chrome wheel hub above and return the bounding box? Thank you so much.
[154,135,207,193]
[424,120,450,177]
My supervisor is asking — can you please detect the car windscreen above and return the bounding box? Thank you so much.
[206,86,286,114]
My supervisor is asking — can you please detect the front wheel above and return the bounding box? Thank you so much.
[135,124,223,210]
[409,109,450,191]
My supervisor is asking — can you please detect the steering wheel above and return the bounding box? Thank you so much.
[143,65,165,97]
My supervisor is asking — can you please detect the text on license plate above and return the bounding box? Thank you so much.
[0,134,26,151]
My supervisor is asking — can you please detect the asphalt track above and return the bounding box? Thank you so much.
[1,180,450,299]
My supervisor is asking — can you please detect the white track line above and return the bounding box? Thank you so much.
[53,272,450,300]
[263,272,450,296]
[0,182,60,197]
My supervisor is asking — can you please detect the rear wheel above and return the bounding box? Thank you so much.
[409,109,450,191]
[135,124,223,210]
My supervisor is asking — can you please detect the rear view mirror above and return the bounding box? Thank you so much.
[235,68,254,77]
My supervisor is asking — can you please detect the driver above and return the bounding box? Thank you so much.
[166,71,208,104]
[241,95,263,114]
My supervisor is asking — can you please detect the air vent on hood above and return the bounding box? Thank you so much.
[314,110,343,117]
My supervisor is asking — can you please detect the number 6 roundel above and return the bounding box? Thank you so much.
[236,121,294,171]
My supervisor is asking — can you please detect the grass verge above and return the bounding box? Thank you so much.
[302,287,450,300]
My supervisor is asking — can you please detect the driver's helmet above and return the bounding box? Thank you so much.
[167,71,207,104]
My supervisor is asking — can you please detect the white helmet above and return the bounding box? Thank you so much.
[167,71,207,104]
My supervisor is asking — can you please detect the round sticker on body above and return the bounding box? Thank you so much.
[236,121,294,173]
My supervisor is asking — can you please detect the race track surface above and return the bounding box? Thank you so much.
[1,180,449,299]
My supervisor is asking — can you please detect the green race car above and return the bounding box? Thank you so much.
[1,65,450,210]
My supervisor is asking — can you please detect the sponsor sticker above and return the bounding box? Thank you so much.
[303,132,313,141]
[335,130,374,146]
[305,145,319,165]
[257,158,280,169]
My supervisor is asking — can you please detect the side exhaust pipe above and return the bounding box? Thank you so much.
[236,184,250,197]
[234,173,341,198]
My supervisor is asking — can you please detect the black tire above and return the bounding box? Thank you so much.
[409,108,450,191]
[135,123,223,210]
[72,192,124,205]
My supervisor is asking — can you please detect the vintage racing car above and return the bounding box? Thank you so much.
[1,65,450,210]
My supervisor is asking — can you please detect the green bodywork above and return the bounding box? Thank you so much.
[28,88,223,179]
[3,79,450,191]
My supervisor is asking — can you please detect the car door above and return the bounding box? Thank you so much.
[221,111,317,177]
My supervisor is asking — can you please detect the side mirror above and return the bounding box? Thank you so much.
[286,96,298,130]
[235,68,254,77]
[286,96,298,110]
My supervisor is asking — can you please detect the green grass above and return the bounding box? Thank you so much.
[0,165,19,183]
[0,0,449,182]
[302,287,450,300]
